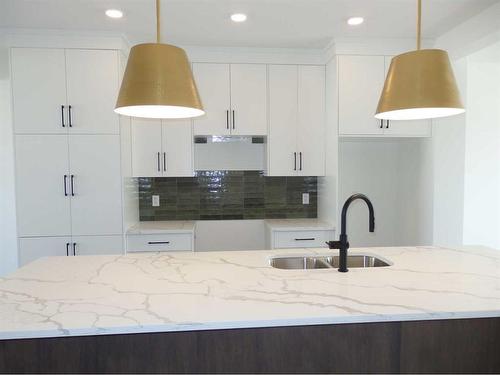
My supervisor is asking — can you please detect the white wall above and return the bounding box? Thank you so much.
[0,37,18,275]
[462,43,500,249]
[339,138,433,247]
[431,59,467,247]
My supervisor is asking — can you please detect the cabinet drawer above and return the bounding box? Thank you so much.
[274,230,332,249]
[127,233,193,252]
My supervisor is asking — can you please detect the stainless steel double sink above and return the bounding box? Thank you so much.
[269,254,390,270]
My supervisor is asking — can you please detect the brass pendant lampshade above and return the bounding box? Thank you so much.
[115,0,204,119]
[375,0,464,120]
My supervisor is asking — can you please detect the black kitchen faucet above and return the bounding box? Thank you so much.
[327,194,375,272]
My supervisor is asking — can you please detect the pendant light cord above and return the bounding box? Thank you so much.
[417,0,421,50]
[156,0,161,43]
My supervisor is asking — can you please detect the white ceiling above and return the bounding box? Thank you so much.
[0,0,498,48]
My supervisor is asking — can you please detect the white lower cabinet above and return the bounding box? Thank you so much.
[15,135,72,237]
[19,236,123,266]
[18,237,71,266]
[127,233,194,252]
[71,236,123,256]
[268,229,335,249]
[68,135,122,235]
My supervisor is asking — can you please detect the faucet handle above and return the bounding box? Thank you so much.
[326,241,342,249]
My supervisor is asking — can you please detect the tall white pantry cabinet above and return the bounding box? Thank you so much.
[11,48,124,266]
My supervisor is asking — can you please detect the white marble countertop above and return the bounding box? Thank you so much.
[265,219,335,231]
[1,245,499,340]
[127,221,196,235]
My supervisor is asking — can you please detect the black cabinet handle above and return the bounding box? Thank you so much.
[299,152,303,171]
[294,238,316,241]
[61,105,65,127]
[226,110,229,130]
[63,175,68,196]
[73,243,77,256]
[66,242,70,256]
[232,110,235,130]
[157,152,161,172]
[386,120,390,129]
[380,119,384,129]
[70,175,75,196]
[293,152,297,171]
[68,105,72,127]
[148,241,170,245]
[163,152,166,172]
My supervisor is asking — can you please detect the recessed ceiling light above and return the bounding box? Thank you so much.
[231,13,247,23]
[347,17,364,26]
[105,9,123,19]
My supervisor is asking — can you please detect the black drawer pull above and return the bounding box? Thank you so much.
[294,238,316,241]
[68,105,73,127]
[61,105,65,127]
[148,241,170,245]
[66,242,70,256]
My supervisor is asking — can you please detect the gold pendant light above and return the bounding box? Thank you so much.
[115,0,204,119]
[375,0,464,121]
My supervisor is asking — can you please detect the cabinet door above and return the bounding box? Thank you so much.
[68,135,122,236]
[11,48,67,134]
[297,66,326,176]
[65,49,119,134]
[71,235,123,256]
[382,56,432,137]
[131,118,163,177]
[18,237,71,266]
[15,135,71,236]
[230,64,267,136]
[338,55,385,135]
[268,65,298,176]
[193,63,231,136]
[162,120,194,177]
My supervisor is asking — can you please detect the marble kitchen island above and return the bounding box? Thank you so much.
[1,246,499,373]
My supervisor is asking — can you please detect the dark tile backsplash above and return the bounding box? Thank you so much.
[139,171,317,221]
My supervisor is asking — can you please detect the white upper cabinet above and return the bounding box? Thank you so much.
[162,120,194,177]
[193,63,231,136]
[230,64,267,136]
[297,65,326,176]
[382,56,432,137]
[15,135,71,237]
[338,55,431,137]
[11,48,119,135]
[131,119,194,177]
[338,55,385,136]
[268,65,326,176]
[68,135,123,236]
[193,63,267,136]
[131,118,163,177]
[11,48,68,134]
[65,50,120,135]
[268,65,299,176]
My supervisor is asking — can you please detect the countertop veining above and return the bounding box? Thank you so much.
[0,245,499,340]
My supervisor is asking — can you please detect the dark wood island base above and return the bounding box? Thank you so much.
[1,317,499,373]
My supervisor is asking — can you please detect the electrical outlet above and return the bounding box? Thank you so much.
[152,195,160,207]
[302,193,310,205]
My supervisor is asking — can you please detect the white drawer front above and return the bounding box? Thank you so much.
[127,233,193,252]
[274,230,333,249]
